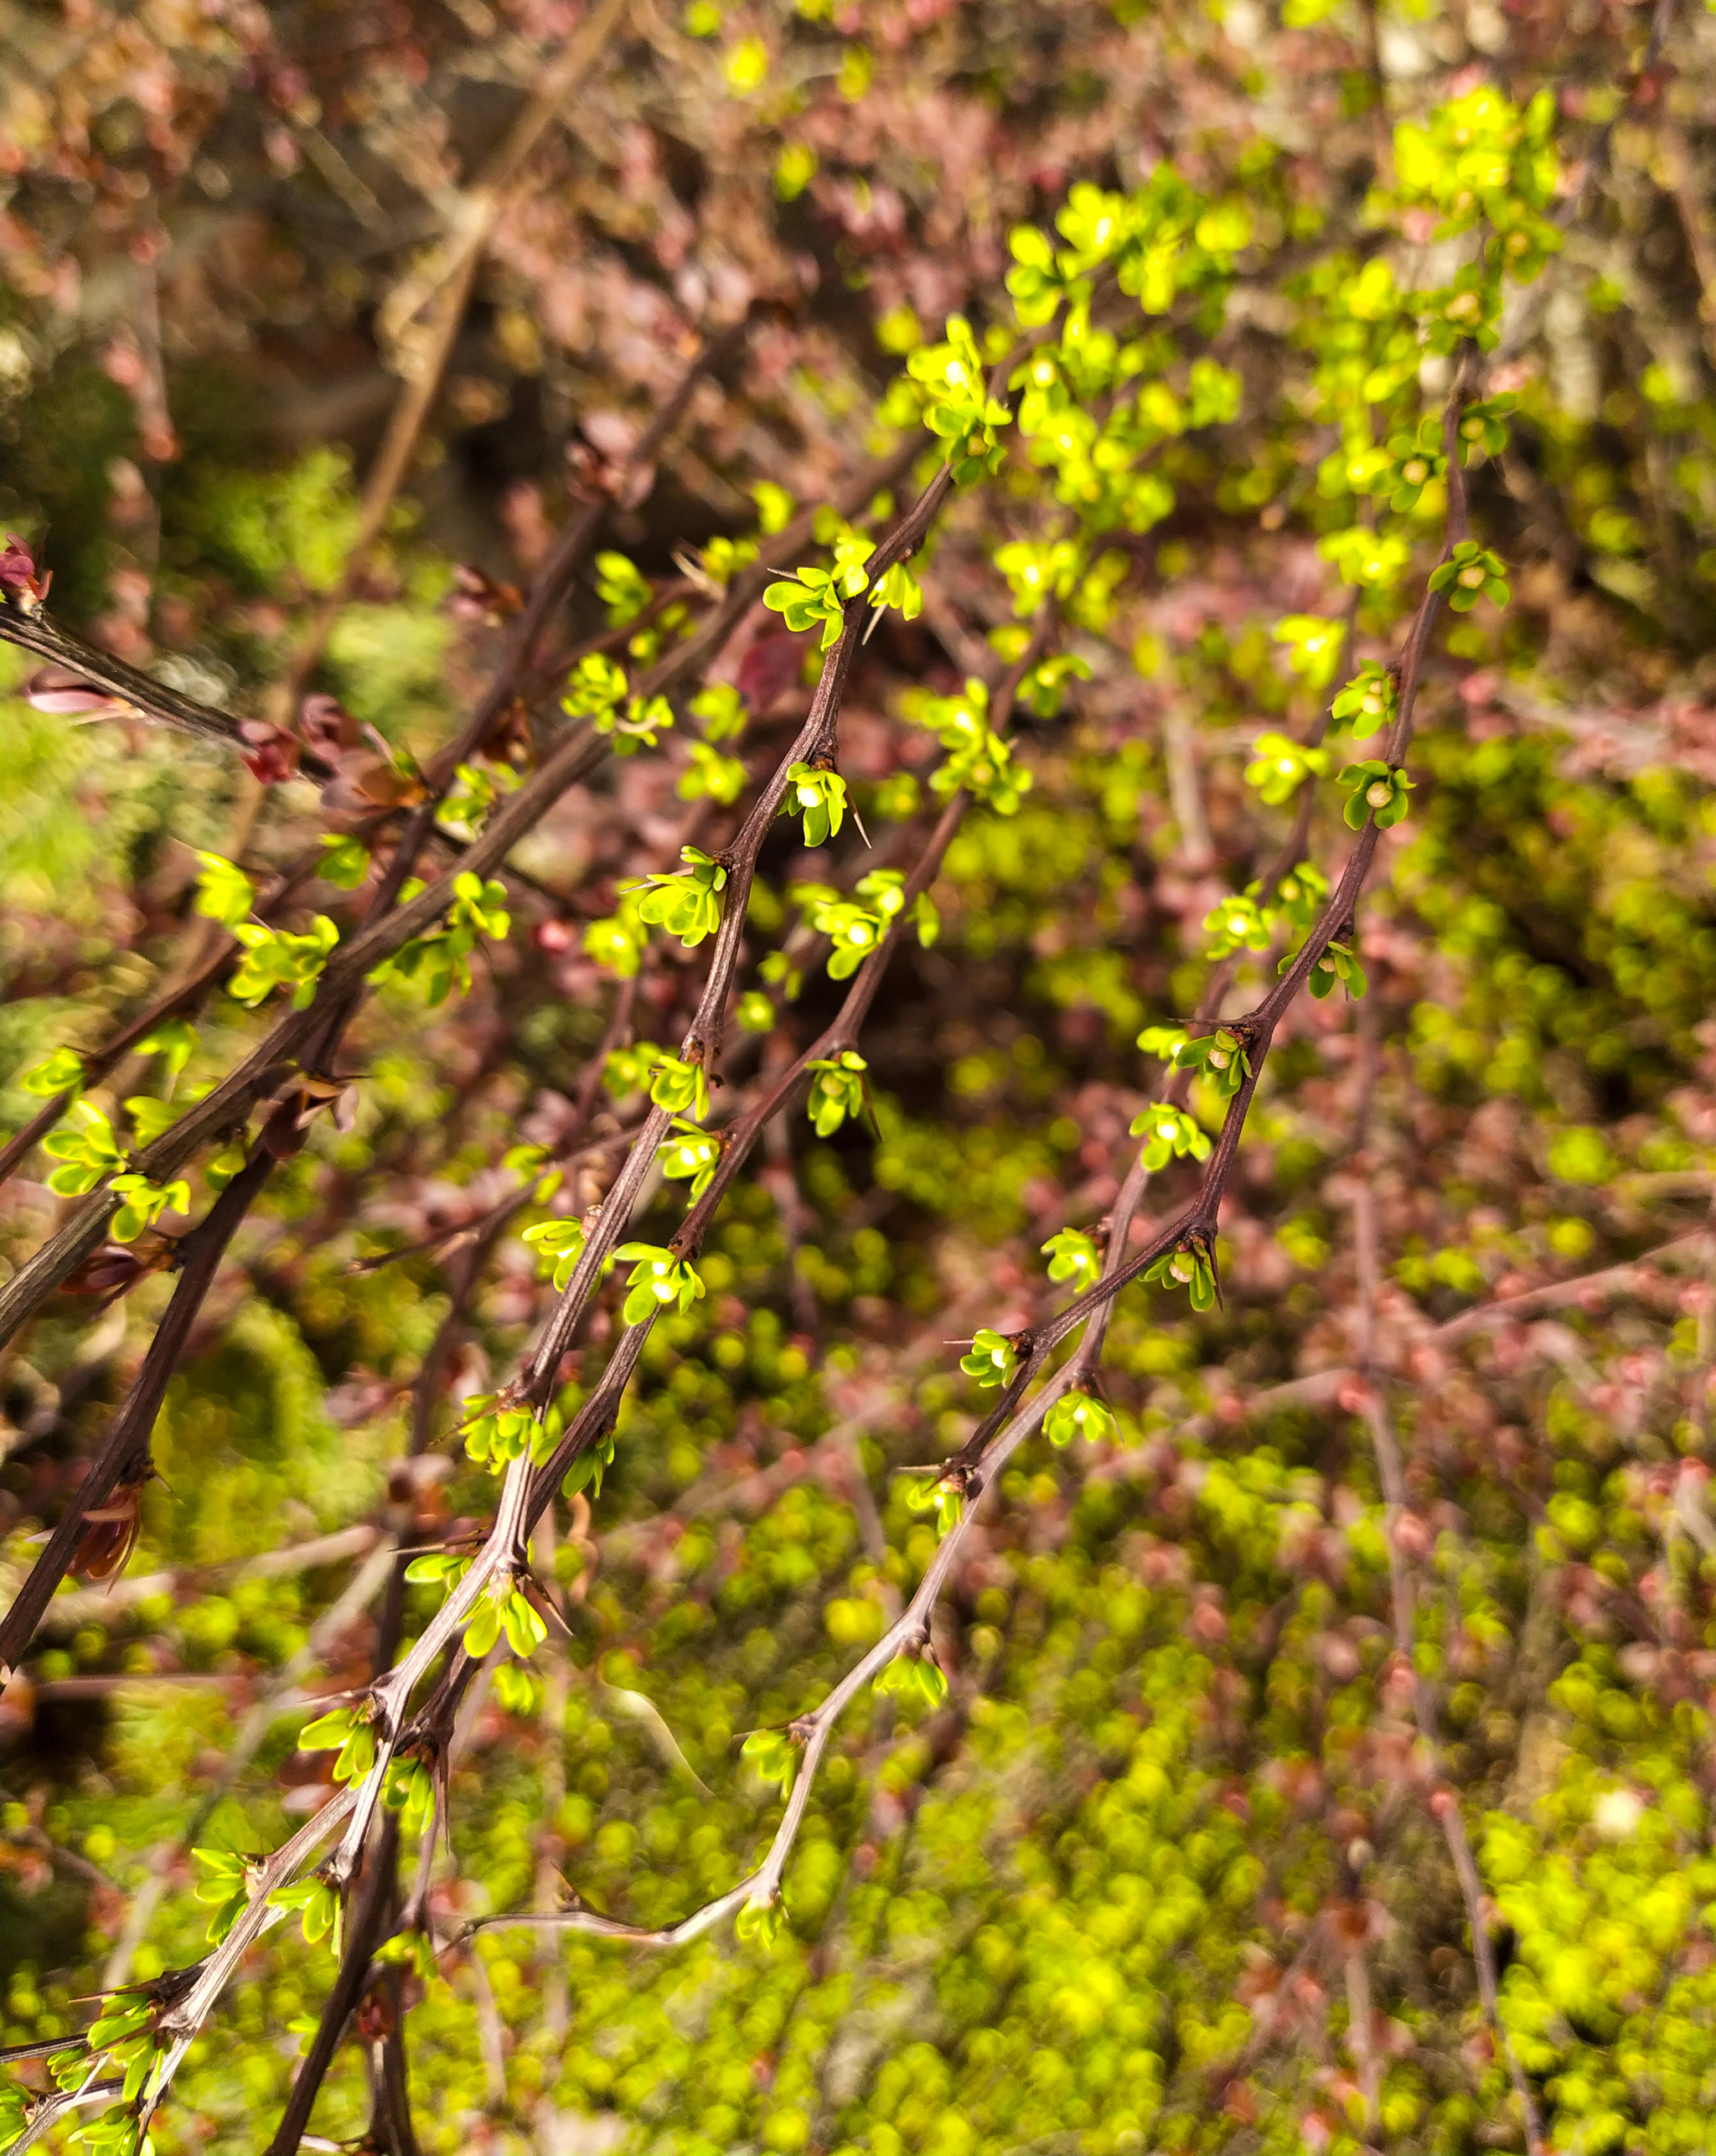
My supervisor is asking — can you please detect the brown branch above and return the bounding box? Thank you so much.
[0,1149,274,1678]
[514,456,961,1407]
[262,1814,403,2156]
[0,602,278,757]
[0,853,329,1192]
[1011,358,1482,1388]
[0,309,781,1343]
[344,385,1462,1891]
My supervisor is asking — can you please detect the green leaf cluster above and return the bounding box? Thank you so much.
[629,846,727,948]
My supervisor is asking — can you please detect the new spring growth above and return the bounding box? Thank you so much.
[742,1727,799,1799]
[521,1213,590,1291]
[21,1043,87,1099]
[80,1989,165,2115]
[690,680,747,739]
[1383,420,1446,511]
[403,1550,474,1590]
[121,1104,171,1156]
[1272,862,1329,928]
[1005,223,1072,327]
[648,1050,711,1122]
[319,834,370,888]
[1306,936,1367,1000]
[759,951,802,1006]
[1139,1022,1253,1100]
[371,873,511,1006]
[907,314,1012,480]
[604,1040,665,1097]
[1244,732,1329,807]
[41,1099,125,1196]
[1429,539,1511,612]
[680,740,747,805]
[789,869,930,985]
[680,682,748,803]
[995,535,1082,613]
[736,1890,788,1948]
[868,558,924,621]
[1272,613,1346,694]
[41,1102,190,1238]
[904,677,1033,814]
[1202,890,1271,957]
[204,1139,248,1192]
[194,854,339,1008]
[42,2048,90,2097]
[612,1243,707,1324]
[783,760,848,846]
[138,1016,199,1090]
[1041,1228,1100,1292]
[685,529,760,587]
[905,1472,965,1536]
[960,1327,1021,1388]
[231,915,340,1010]
[194,851,255,930]
[462,1580,548,1662]
[192,1846,261,1946]
[763,531,874,649]
[456,1393,550,1468]
[1335,418,1446,514]
[1129,1103,1213,1172]
[561,1428,617,1503]
[1020,649,1092,719]
[731,987,774,1035]
[270,1873,343,1952]
[1044,1389,1118,1447]
[1457,393,1517,465]
[583,902,646,978]
[450,872,512,944]
[1331,661,1398,740]
[796,889,883,979]
[806,1051,868,1136]
[503,1140,560,1199]
[594,551,650,625]
[874,1644,950,1710]
[1320,526,1411,591]
[562,652,675,752]
[1144,1238,1219,1312]
[658,1118,723,1199]
[629,846,727,948]
[85,1998,154,2054]
[437,759,519,841]
[1209,864,1331,967]
[1336,759,1414,830]
[380,1753,435,1833]
[494,1663,545,1717]
[297,1699,378,1785]
[54,2088,159,2156]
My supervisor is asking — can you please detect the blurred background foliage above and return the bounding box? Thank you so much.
[8,1,1716,2153]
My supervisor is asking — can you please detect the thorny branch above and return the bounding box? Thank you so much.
[6,321,1513,2134]
[435,357,1487,1963]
